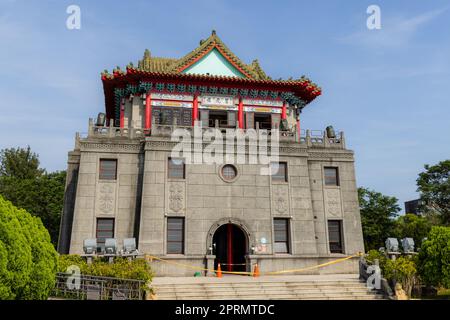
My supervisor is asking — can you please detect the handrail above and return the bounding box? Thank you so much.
[82,118,346,149]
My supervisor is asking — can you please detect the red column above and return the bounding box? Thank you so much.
[119,99,125,128]
[192,94,198,125]
[297,117,301,141]
[238,98,244,129]
[281,102,287,120]
[227,224,233,272]
[145,93,151,130]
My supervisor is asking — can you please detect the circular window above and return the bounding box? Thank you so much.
[221,164,237,182]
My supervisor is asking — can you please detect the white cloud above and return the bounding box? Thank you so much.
[337,7,448,49]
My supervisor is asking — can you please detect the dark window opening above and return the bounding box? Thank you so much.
[271,162,288,182]
[99,159,117,180]
[254,113,272,129]
[167,217,184,254]
[168,158,185,179]
[152,107,192,126]
[328,220,343,253]
[274,218,290,253]
[96,218,114,252]
[207,110,236,128]
[324,167,339,186]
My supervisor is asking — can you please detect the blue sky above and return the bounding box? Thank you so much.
[0,0,449,211]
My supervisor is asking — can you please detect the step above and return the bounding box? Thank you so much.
[155,290,382,298]
[155,287,376,296]
[154,286,374,295]
[152,282,366,290]
[153,282,365,288]
[156,291,292,298]
[150,275,386,300]
[156,294,384,300]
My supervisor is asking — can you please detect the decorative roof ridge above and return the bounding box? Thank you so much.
[103,65,321,96]
[166,30,260,79]
[249,59,268,80]
[108,67,318,87]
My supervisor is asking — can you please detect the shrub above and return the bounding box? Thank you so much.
[0,195,58,300]
[58,255,153,284]
[417,226,450,288]
[383,256,417,296]
[365,249,387,268]
[365,250,417,297]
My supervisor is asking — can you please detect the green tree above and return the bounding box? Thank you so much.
[0,147,65,245]
[394,214,432,249]
[417,226,450,288]
[417,160,450,225]
[358,187,401,251]
[0,146,43,179]
[0,195,58,300]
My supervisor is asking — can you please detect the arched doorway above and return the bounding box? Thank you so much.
[212,223,248,272]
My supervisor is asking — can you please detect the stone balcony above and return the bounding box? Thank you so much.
[77,118,346,150]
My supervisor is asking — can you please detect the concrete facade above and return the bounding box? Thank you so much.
[59,116,365,276]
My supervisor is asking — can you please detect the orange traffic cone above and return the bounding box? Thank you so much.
[216,263,222,278]
[253,263,260,277]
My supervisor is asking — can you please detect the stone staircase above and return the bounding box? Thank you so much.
[151,274,385,300]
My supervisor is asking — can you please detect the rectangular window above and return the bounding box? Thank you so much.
[255,113,271,129]
[167,217,184,254]
[328,220,343,253]
[200,110,209,127]
[227,111,237,127]
[168,158,185,179]
[271,113,281,129]
[152,107,192,126]
[160,108,173,125]
[271,162,288,182]
[324,167,339,186]
[99,159,117,180]
[274,218,290,253]
[152,108,161,125]
[96,218,114,251]
[245,112,254,129]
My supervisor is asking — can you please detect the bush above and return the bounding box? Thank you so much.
[384,256,417,296]
[365,249,387,268]
[417,226,450,288]
[365,250,417,297]
[0,195,58,300]
[58,255,153,284]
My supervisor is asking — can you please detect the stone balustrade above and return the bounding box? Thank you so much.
[80,118,346,149]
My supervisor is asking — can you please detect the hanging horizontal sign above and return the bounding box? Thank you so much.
[151,100,193,108]
[199,104,238,111]
[244,106,281,113]
[151,93,194,101]
[243,98,283,107]
[200,95,235,106]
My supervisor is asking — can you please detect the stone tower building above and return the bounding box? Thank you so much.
[58,31,364,276]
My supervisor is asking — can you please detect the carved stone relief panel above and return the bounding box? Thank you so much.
[167,182,185,214]
[324,188,343,218]
[271,185,289,214]
[96,183,116,216]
